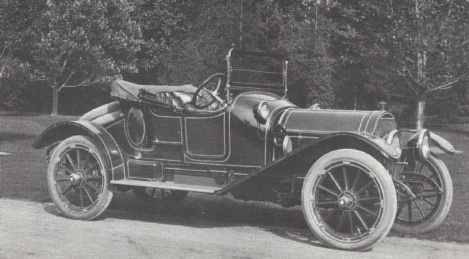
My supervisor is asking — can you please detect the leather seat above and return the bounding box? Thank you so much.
[154,91,223,113]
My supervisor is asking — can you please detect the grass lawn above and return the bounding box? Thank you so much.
[392,123,469,243]
[0,114,78,201]
[1,114,468,243]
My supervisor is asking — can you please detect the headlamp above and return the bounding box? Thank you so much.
[385,130,402,157]
[417,129,431,160]
[282,135,293,154]
[254,101,270,124]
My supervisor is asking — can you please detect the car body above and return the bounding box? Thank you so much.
[33,49,458,251]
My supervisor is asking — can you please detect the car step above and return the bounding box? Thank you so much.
[111,179,221,194]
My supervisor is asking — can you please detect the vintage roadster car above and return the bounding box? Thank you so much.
[33,49,458,251]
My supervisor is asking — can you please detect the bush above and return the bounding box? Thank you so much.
[458,105,469,116]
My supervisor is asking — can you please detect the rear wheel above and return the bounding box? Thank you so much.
[393,155,453,234]
[47,136,113,220]
[301,149,397,251]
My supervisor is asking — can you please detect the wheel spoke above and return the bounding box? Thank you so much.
[358,196,380,202]
[336,211,346,232]
[85,182,100,193]
[79,188,84,208]
[422,198,436,207]
[323,208,338,220]
[76,149,82,170]
[355,180,373,196]
[328,172,343,192]
[348,211,354,235]
[412,199,426,218]
[318,185,339,198]
[82,151,90,170]
[315,200,338,205]
[161,189,166,201]
[150,188,156,199]
[351,170,361,191]
[60,164,74,175]
[343,166,349,190]
[66,153,77,171]
[407,200,412,222]
[56,178,70,182]
[83,186,95,204]
[353,210,369,231]
[357,205,378,217]
[62,185,73,195]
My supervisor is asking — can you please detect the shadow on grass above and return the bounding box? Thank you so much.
[42,192,330,249]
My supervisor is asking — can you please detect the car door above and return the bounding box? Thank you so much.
[183,109,230,162]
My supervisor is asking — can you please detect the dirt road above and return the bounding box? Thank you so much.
[1,197,469,259]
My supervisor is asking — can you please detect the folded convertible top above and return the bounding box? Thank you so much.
[110,79,197,102]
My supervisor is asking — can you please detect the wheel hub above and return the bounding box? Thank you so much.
[338,191,357,210]
[69,172,84,187]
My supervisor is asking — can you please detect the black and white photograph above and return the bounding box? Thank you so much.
[1,0,469,258]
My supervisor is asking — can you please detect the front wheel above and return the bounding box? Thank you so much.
[393,155,453,234]
[47,136,113,220]
[301,149,397,251]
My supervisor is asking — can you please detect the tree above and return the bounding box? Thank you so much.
[392,0,469,128]
[156,0,336,107]
[32,0,142,115]
[127,0,194,84]
[328,0,469,128]
[0,0,43,109]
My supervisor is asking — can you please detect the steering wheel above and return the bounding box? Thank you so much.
[191,73,226,109]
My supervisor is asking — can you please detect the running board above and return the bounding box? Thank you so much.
[111,179,220,194]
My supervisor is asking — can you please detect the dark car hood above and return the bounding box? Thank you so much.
[279,109,397,137]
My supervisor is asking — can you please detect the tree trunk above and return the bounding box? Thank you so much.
[416,95,426,130]
[51,86,59,116]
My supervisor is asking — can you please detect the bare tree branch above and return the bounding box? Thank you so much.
[428,72,468,92]
[405,57,416,64]
[58,71,75,91]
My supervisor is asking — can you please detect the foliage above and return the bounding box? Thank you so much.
[156,0,335,107]
[0,0,468,121]
[327,0,469,127]
[127,0,195,83]
[31,0,142,115]
[0,0,43,109]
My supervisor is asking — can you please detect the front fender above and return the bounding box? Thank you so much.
[401,129,462,155]
[430,132,462,155]
[217,132,398,194]
[32,121,125,180]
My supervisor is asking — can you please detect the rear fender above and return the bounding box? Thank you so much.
[32,121,125,180]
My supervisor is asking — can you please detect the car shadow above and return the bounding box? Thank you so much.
[43,192,325,248]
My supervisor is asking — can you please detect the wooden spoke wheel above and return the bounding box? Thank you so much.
[393,155,453,234]
[302,149,397,251]
[47,136,112,220]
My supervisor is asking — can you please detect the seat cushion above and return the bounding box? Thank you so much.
[111,79,197,102]
[172,91,193,106]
